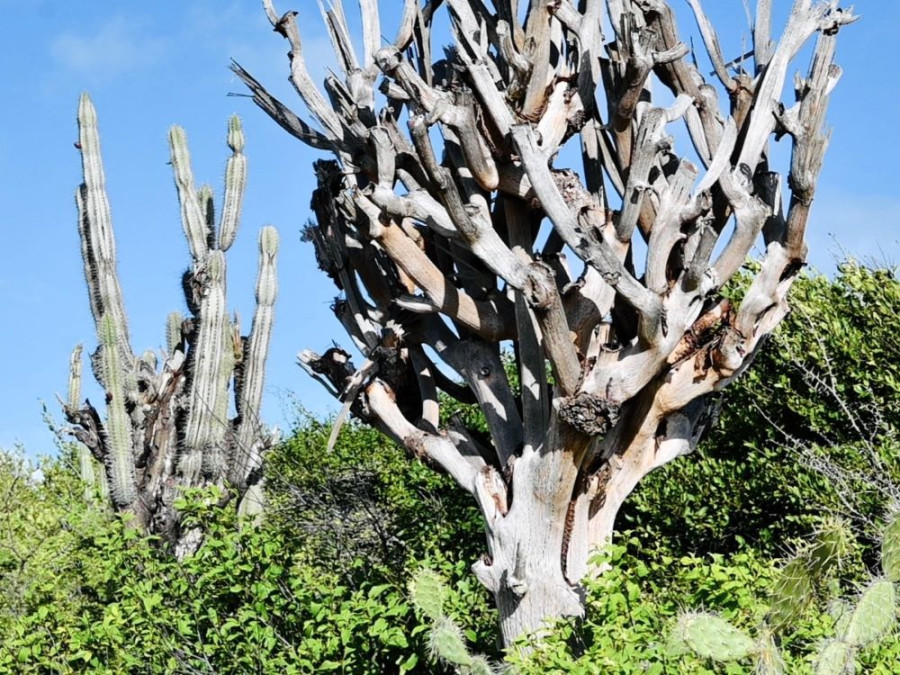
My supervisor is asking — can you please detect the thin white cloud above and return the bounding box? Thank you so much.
[51,16,169,83]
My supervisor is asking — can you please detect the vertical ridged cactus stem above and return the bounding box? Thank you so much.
[166,311,184,355]
[198,184,216,251]
[169,125,209,262]
[97,313,137,507]
[217,115,246,252]
[76,93,133,372]
[181,251,231,484]
[202,314,236,478]
[232,226,279,487]
[67,344,83,410]
[68,344,97,499]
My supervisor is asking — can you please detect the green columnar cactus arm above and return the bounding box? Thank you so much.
[98,313,137,506]
[181,250,231,483]
[76,93,133,370]
[233,226,279,485]
[75,189,101,327]
[198,183,216,251]
[166,311,184,355]
[169,125,209,262]
[218,115,247,252]
[68,344,99,499]
[67,344,83,408]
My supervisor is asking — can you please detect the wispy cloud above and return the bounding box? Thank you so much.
[51,16,169,83]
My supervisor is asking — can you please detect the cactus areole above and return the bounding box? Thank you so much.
[63,94,279,555]
[235,0,855,647]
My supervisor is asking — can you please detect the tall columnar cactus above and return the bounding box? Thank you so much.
[672,517,900,673]
[62,93,279,550]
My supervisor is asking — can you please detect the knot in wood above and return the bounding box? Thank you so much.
[558,393,621,436]
[374,47,401,74]
[523,262,556,310]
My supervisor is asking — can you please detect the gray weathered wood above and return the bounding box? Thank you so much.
[236,0,856,649]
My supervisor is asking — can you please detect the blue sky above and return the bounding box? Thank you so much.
[1,1,896,456]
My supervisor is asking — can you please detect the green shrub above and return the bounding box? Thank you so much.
[0,421,496,673]
[511,538,900,674]
[622,263,900,557]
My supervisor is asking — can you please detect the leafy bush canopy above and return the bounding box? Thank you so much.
[2,262,898,671]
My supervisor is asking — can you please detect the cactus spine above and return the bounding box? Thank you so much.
[409,569,494,674]
[64,94,278,549]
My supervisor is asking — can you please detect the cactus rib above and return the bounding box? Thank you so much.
[169,125,209,262]
[232,226,279,485]
[98,313,137,506]
[218,115,246,252]
[181,251,231,483]
[68,344,83,409]
[76,94,133,368]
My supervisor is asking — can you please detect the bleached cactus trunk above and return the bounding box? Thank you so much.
[63,95,279,553]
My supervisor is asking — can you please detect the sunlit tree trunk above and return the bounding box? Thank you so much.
[236,0,855,646]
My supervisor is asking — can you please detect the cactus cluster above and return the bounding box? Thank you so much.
[62,93,279,549]
[409,569,495,674]
[671,514,900,673]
